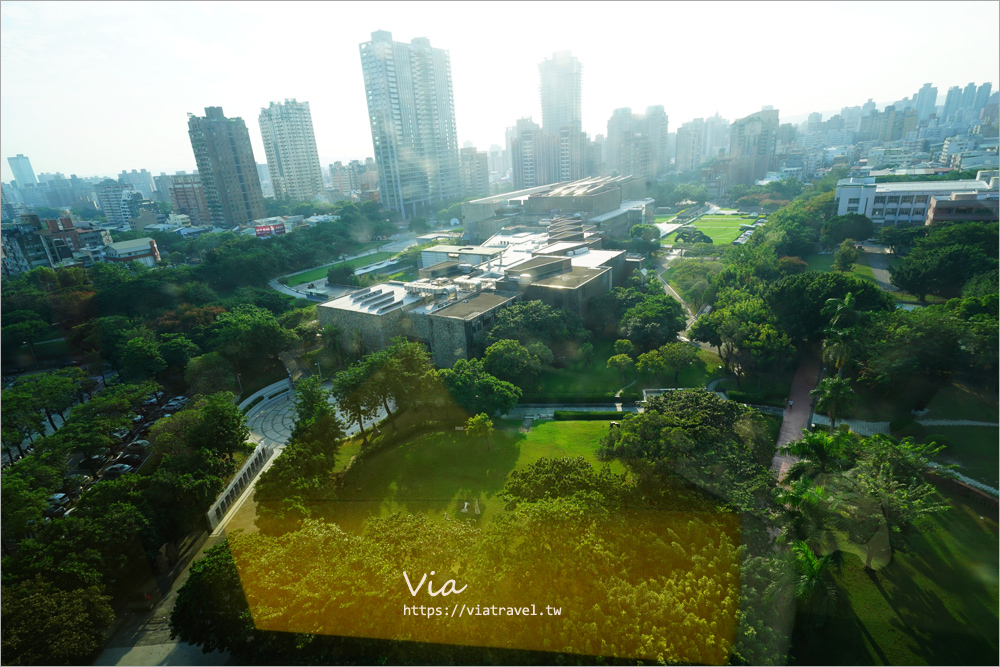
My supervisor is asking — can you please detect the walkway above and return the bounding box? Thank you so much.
[862,244,898,292]
[772,353,823,480]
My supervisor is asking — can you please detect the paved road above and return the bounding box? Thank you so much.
[772,354,823,480]
[862,244,897,292]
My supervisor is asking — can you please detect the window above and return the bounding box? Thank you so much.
[874,196,886,204]
[913,208,925,217]
[899,208,911,216]
[915,195,928,203]
[887,196,900,204]
[847,206,858,213]
[872,208,884,216]
[885,208,897,215]
[848,197,860,205]
[900,195,914,204]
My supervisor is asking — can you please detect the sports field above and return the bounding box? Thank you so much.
[663,214,750,244]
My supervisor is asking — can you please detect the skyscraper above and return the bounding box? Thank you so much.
[187,107,266,226]
[359,31,461,220]
[459,146,489,198]
[675,120,705,173]
[258,99,324,201]
[507,117,556,189]
[119,169,156,199]
[728,108,779,186]
[942,86,963,121]
[7,154,37,186]
[914,83,938,121]
[539,51,582,134]
[604,107,669,177]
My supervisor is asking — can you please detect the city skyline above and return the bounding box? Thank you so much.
[1,1,998,182]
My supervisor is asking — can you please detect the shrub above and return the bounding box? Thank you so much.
[553,410,625,421]
[924,433,952,450]
[889,416,915,433]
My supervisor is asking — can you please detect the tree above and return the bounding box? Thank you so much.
[821,291,860,330]
[482,339,542,385]
[120,336,166,381]
[650,342,698,386]
[810,377,857,434]
[210,305,296,373]
[779,430,859,483]
[331,363,379,444]
[465,413,495,452]
[613,338,635,358]
[619,293,687,351]
[821,330,859,379]
[289,376,337,440]
[832,239,859,272]
[485,300,588,351]
[821,214,873,248]
[790,541,841,626]
[438,358,521,418]
[629,224,660,242]
[185,352,237,396]
[1,577,114,666]
[606,354,635,383]
[326,264,357,286]
[187,392,251,458]
[767,273,894,341]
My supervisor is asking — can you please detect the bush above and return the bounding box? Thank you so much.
[278,277,289,285]
[890,416,925,438]
[924,433,952,450]
[520,392,618,405]
[553,410,625,421]
[728,390,787,408]
[889,416,915,433]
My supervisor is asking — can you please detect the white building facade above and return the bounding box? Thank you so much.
[258,99,324,202]
[834,171,999,226]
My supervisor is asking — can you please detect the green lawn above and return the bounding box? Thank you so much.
[662,214,748,245]
[285,252,393,286]
[930,426,999,489]
[530,340,725,400]
[846,379,999,424]
[327,421,623,531]
[924,383,999,422]
[794,490,999,665]
[801,253,877,284]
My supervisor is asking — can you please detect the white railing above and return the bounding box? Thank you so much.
[238,379,293,412]
[205,442,273,530]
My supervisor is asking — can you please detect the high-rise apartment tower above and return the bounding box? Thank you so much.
[539,51,582,134]
[187,107,266,226]
[359,31,461,220]
[258,99,324,201]
[7,154,37,186]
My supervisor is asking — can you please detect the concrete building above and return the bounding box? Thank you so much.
[188,107,267,226]
[833,170,999,225]
[675,120,705,173]
[926,192,999,225]
[728,108,779,186]
[360,31,461,220]
[914,83,938,122]
[103,238,161,267]
[119,169,157,199]
[258,99,324,201]
[7,154,37,186]
[317,279,520,368]
[257,163,275,198]
[508,117,557,189]
[605,107,669,176]
[96,182,141,227]
[153,173,174,203]
[168,173,211,226]
[539,51,582,134]
[459,146,489,199]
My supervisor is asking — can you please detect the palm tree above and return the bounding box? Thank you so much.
[821,330,860,379]
[780,430,856,482]
[791,540,842,625]
[821,292,860,330]
[811,377,857,434]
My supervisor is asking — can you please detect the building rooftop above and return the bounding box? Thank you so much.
[320,283,418,315]
[540,176,635,198]
[528,266,610,290]
[106,238,154,252]
[425,291,518,320]
[875,179,995,193]
[425,244,505,256]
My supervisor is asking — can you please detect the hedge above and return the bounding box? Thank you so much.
[728,390,787,408]
[553,410,626,421]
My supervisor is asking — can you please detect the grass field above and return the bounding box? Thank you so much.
[328,420,624,530]
[801,252,879,285]
[286,251,393,286]
[661,214,748,245]
[931,425,999,489]
[793,490,999,665]
[530,339,725,399]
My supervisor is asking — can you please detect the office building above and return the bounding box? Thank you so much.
[675,120,705,173]
[728,108,779,186]
[258,99,324,201]
[507,118,556,189]
[539,51,582,134]
[257,163,275,199]
[359,31,461,219]
[942,86,963,121]
[7,154,37,186]
[914,83,938,121]
[605,107,669,177]
[97,182,141,227]
[188,107,267,226]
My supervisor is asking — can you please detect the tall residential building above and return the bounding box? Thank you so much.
[168,173,211,226]
[7,154,37,186]
[258,99,324,201]
[256,163,275,199]
[459,146,489,198]
[539,51,582,134]
[961,82,979,111]
[508,117,556,189]
[187,107,266,226]
[703,113,731,158]
[359,31,461,219]
[153,173,175,203]
[119,169,156,199]
[96,182,141,227]
[974,82,993,115]
[728,108,779,186]
[329,162,349,194]
[914,83,938,121]
[675,120,705,173]
[486,145,508,183]
[605,107,669,177]
[942,86,963,121]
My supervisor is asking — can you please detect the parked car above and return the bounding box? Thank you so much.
[113,428,130,440]
[102,464,134,478]
[132,413,145,423]
[115,453,142,467]
[125,440,151,453]
[43,505,67,519]
[48,493,71,508]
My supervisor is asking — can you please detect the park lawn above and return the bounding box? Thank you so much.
[793,490,999,666]
[328,421,622,531]
[532,341,724,399]
[801,252,879,285]
[930,425,999,489]
[662,215,746,245]
[924,382,999,422]
[286,252,394,286]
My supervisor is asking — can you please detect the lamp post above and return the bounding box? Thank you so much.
[315,363,322,381]
[236,373,243,393]
[23,341,36,365]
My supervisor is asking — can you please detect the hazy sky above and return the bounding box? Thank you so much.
[2,1,998,182]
